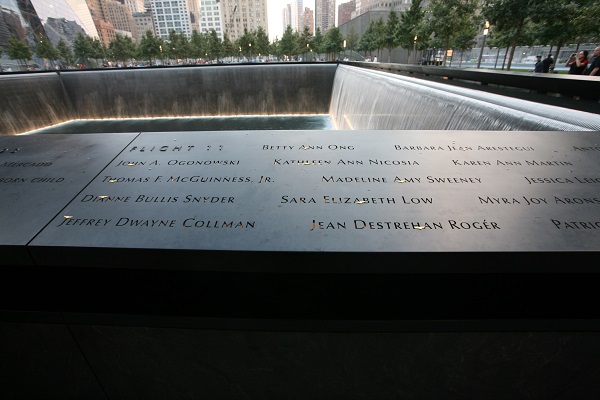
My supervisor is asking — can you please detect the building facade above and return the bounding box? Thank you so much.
[149,0,192,40]
[220,0,268,42]
[314,0,334,34]
[337,0,354,26]
[301,6,313,35]
[198,0,223,39]
[0,0,98,50]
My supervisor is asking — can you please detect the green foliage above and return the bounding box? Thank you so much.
[345,26,360,53]
[397,0,426,50]
[139,30,162,64]
[7,35,33,68]
[481,0,533,69]
[190,31,208,60]
[56,39,73,67]
[207,29,222,61]
[426,0,479,65]
[383,10,401,62]
[323,26,344,60]
[72,32,93,64]
[222,33,235,59]
[36,36,59,65]
[109,34,136,64]
[297,25,313,58]
[372,18,386,58]
[357,22,377,55]
[279,26,297,56]
[312,28,324,55]
[254,26,270,57]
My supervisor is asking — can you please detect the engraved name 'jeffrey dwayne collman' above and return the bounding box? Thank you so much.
[58,216,255,229]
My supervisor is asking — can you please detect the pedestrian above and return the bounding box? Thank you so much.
[565,50,589,75]
[541,53,554,73]
[583,46,600,76]
[533,54,543,73]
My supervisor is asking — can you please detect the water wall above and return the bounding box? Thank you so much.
[2,63,600,136]
[0,64,337,135]
[0,73,73,135]
[330,65,600,131]
[59,64,337,120]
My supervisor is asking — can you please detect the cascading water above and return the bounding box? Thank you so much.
[0,73,73,135]
[3,63,600,136]
[329,65,600,131]
[59,64,336,119]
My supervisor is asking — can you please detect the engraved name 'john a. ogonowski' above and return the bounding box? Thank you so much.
[310,219,500,230]
[115,160,240,167]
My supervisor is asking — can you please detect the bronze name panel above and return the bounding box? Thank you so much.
[0,134,138,263]
[20,130,599,269]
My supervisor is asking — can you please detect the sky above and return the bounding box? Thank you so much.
[267,0,288,41]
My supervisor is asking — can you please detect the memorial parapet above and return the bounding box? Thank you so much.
[2,130,599,272]
[0,134,138,264]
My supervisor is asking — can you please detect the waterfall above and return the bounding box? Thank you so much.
[0,73,73,135]
[329,65,600,131]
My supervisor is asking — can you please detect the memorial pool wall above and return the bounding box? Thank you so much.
[2,63,600,136]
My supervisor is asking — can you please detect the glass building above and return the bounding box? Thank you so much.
[0,0,98,50]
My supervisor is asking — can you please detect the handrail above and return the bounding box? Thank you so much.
[344,61,600,102]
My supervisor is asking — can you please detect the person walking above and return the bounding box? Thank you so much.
[541,53,554,73]
[583,46,600,76]
[565,50,589,75]
[533,54,543,73]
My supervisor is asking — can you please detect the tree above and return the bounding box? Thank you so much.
[207,29,222,61]
[90,38,107,67]
[73,32,93,66]
[109,34,136,65]
[166,30,186,63]
[372,18,386,60]
[357,22,377,57]
[36,36,59,68]
[323,26,344,60]
[222,33,235,62]
[254,26,270,59]
[450,23,478,66]
[139,30,162,65]
[345,25,360,57]
[297,25,313,60]
[397,0,426,62]
[190,31,208,62]
[311,27,325,57]
[482,0,534,70]
[56,39,74,67]
[383,10,401,62]
[279,25,296,58]
[577,1,600,43]
[7,35,33,69]
[426,0,479,66]
[530,0,586,62]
